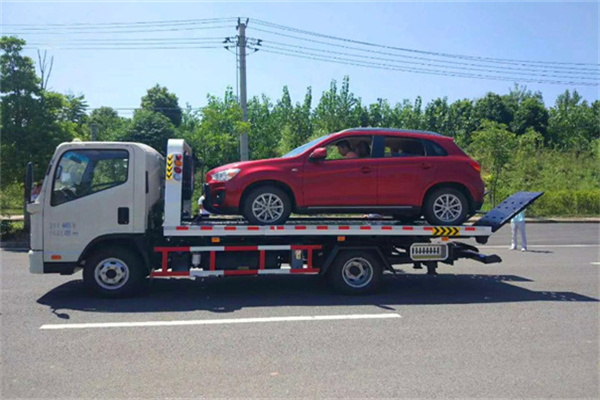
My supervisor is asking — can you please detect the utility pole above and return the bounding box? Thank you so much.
[91,124,98,141]
[237,18,249,161]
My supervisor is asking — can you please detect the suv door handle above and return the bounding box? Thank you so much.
[361,166,371,174]
[421,162,432,170]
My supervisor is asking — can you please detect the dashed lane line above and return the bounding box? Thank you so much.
[40,313,401,330]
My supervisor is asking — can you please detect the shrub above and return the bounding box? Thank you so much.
[0,220,25,241]
[0,220,15,238]
[529,190,600,216]
[0,183,25,216]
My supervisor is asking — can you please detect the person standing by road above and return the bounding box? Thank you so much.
[510,210,527,251]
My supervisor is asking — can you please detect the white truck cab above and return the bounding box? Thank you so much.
[27,140,164,276]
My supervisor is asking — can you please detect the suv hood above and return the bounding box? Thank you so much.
[207,157,289,174]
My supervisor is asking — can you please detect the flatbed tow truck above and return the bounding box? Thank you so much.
[26,139,543,297]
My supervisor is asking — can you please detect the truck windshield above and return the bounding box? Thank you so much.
[281,135,329,158]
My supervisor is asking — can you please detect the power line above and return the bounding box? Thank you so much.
[4,17,236,28]
[26,37,224,43]
[260,48,598,86]
[4,25,232,35]
[250,27,599,75]
[260,43,598,82]
[24,45,223,51]
[24,38,226,49]
[253,31,599,75]
[251,18,600,68]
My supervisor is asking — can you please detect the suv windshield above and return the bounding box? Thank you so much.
[281,135,329,158]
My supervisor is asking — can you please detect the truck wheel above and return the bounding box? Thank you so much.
[329,251,383,295]
[423,187,468,226]
[83,247,147,298]
[242,186,292,225]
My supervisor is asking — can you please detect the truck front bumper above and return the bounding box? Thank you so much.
[29,250,44,274]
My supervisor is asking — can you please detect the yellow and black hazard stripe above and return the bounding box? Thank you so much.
[166,154,174,180]
[432,226,460,237]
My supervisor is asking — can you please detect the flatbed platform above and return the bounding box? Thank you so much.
[166,192,544,239]
[166,219,491,237]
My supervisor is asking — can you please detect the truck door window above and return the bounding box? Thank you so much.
[51,149,129,206]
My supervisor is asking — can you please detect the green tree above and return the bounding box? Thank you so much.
[393,97,424,130]
[314,76,359,134]
[141,84,182,127]
[423,97,451,134]
[367,98,394,128]
[1,36,77,184]
[501,85,549,137]
[469,120,517,206]
[247,94,281,160]
[88,106,128,141]
[547,90,599,150]
[278,87,313,153]
[191,88,248,176]
[511,97,549,137]
[447,99,476,147]
[474,92,513,127]
[123,109,176,153]
[1,36,41,184]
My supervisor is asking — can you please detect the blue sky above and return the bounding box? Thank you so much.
[3,1,599,117]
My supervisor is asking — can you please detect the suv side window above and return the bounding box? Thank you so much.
[324,136,373,160]
[51,149,129,206]
[383,136,425,157]
[423,139,448,156]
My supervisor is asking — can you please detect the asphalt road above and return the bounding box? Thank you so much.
[1,223,598,398]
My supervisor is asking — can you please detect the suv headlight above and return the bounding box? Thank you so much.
[211,168,240,182]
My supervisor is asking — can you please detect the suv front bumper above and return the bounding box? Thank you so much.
[202,183,235,214]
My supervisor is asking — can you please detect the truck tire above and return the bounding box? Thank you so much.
[328,251,383,295]
[83,246,147,298]
[242,186,292,225]
[423,187,468,226]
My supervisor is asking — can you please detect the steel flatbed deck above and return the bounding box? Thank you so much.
[165,220,492,238]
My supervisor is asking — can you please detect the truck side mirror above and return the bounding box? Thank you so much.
[309,147,327,161]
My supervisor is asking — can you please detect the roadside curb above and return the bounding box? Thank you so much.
[0,241,29,249]
[468,217,600,224]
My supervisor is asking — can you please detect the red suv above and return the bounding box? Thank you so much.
[203,128,484,225]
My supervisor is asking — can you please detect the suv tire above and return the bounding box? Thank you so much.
[423,187,469,225]
[242,186,292,225]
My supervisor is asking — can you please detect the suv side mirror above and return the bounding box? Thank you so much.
[309,147,327,161]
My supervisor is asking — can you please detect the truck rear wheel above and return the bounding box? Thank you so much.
[83,247,147,298]
[328,251,383,295]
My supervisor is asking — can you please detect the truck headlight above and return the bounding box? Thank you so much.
[211,168,240,182]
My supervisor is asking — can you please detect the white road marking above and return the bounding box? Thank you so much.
[591,262,600,265]
[40,313,401,330]
[480,244,599,249]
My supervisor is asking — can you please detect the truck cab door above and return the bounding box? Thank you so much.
[43,146,135,264]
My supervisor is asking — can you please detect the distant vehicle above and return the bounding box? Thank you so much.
[204,128,485,225]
